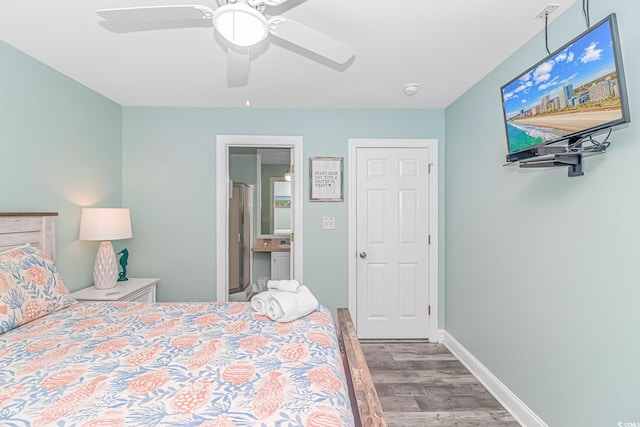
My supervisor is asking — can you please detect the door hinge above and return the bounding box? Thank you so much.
[428,163,433,174]
[290,232,294,242]
[428,235,431,245]
[428,305,431,316]
[291,164,294,174]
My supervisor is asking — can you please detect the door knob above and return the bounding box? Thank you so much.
[359,251,367,259]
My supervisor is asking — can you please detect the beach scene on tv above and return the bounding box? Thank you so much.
[502,19,623,153]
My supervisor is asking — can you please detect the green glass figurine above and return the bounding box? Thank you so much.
[117,248,129,282]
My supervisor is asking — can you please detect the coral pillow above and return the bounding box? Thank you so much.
[0,245,76,334]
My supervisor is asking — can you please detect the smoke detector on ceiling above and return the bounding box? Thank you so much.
[403,83,419,96]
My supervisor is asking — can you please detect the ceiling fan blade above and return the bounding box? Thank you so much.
[263,0,291,6]
[97,6,214,24]
[268,16,354,64]
[227,46,250,86]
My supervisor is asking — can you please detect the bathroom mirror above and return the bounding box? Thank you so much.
[271,179,292,235]
[258,148,291,237]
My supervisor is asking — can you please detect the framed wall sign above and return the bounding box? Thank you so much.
[310,157,343,202]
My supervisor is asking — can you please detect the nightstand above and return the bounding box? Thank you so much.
[72,278,159,303]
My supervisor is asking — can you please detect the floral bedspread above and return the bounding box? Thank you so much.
[0,301,354,427]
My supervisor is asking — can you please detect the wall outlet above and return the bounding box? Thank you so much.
[322,216,336,230]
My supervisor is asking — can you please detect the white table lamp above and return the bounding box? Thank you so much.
[79,208,132,290]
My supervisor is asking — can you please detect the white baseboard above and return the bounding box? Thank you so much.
[442,331,547,427]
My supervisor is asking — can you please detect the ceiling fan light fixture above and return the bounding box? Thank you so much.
[213,4,268,47]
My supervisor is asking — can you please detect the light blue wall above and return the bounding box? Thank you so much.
[444,2,639,425]
[0,42,123,290]
[122,108,445,316]
[0,37,445,318]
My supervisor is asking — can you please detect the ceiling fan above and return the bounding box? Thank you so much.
[97,0,355,85]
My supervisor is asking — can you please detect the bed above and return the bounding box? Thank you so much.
[0,212,386,427]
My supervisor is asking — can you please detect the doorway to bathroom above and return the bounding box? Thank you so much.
[215,135,304,302]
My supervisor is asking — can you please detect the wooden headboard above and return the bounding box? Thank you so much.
[0,212,58,259]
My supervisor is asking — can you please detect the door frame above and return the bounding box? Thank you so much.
[216,135,304,302]
[348,138,439,341]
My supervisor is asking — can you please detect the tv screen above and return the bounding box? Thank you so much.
[501,13,630,162]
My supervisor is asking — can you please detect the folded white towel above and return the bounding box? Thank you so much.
[267,279,301,293]
[267,286,318,323]
[250,290,277,315]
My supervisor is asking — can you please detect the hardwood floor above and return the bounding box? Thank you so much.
[360,341,521,427]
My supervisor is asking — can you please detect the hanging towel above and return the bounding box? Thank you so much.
[267,286,319,322]
[267,279,301,293]
[250,290,277,316]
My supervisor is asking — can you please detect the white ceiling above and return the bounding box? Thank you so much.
[0,0,576,109]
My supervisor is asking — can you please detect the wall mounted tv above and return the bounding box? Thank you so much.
[501,13,630,163]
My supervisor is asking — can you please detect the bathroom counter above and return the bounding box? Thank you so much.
[252,237,291,252]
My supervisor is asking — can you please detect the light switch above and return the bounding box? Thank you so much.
[322,216,336,230]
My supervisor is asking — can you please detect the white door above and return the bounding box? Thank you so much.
[355,147,431,339]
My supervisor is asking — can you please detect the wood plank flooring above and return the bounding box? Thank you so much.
[360,341,521,427]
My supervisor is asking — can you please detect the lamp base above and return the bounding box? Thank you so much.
[93,241,118,290]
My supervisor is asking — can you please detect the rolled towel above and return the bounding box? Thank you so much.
[267,279,301,293]
[250,290,277,315]
[267,286,318,322]
[267,280,280,290]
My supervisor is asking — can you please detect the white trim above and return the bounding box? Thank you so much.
[443,330,548,427]
[216,135,303,302]
[247,184,254,288]
[347,138,439,341]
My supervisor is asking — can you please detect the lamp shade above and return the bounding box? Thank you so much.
[79,208,132,241]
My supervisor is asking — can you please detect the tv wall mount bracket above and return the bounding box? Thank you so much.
[517,148,606,177]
